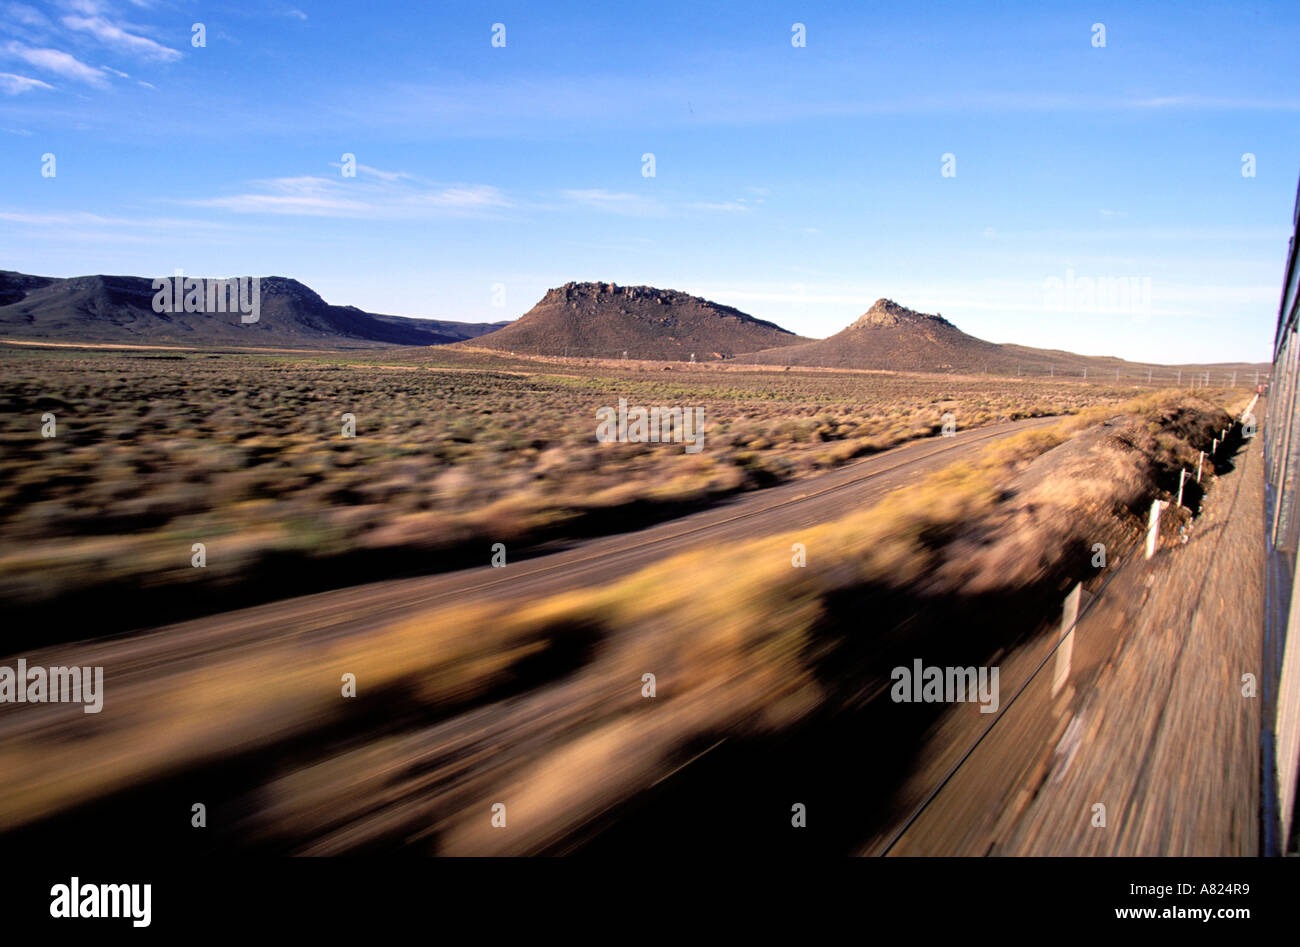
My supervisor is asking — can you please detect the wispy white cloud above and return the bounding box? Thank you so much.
[562,190,757,217]
[686,200,750,213]
[5,4,51,29]
[429,185,510,208]
[319,77,1300,143]
[562,189,665,216]
[186,171,512,219]
[61,14,181,62]
[0,208,240,245]
[971,225,1289,243]
[4,41,105,84]
[0,70,53,94]
[0,206,249,249]
[0,209,226,228]
[189,176,370,215]
[1129,95,1300,110]
[910,91,1300,113]
[324,161,413,183]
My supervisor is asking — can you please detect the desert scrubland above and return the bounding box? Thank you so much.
[0,345,1140,639]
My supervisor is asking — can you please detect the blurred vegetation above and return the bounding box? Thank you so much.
[0,346,1154,629]
[0,387,1248,848]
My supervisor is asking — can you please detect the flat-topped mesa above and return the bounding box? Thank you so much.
[471,281,805,359]
[851,298,956,330]
[546,281,695,307]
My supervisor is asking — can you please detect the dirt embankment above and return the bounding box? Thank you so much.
[886,400,1263,856]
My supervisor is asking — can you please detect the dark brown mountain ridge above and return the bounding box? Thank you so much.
[0,271,506,349]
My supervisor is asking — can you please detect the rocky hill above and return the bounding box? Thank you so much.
[462,281,807,360]
[733,298,1008,371]
[735,298,1268,379]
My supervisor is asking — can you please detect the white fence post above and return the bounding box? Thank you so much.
[1197,451,1204,483]
[1145,499,1165,560]
[1052,583,1082,698]
[1177,468,1186,507]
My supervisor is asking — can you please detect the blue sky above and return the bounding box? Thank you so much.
[2,1,1298,362]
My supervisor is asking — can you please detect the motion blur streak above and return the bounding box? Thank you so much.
[0,382,1259,855]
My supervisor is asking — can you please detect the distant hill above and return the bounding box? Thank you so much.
[0,271,507,349]
[461,281,807,360]
[732,298,1005,371]
[734,298,1268,379]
